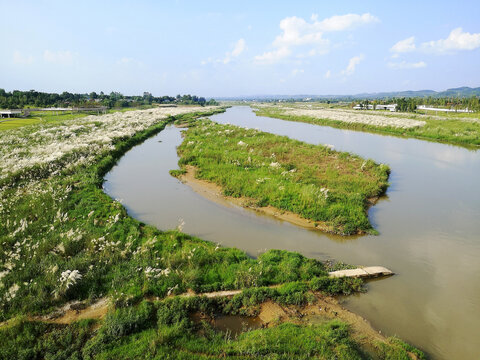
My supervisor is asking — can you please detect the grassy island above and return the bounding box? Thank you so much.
[174,120,390,235]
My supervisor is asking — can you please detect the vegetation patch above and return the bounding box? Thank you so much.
[174,120,390,235]
[256,104,480,147]
[0,294,426,359]
[0,107,361,321]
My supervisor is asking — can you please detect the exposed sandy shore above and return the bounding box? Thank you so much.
[178,165,335,233]
[259,294,387,349]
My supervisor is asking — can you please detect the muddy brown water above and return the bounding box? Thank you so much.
[104,106,480,359]
[212,315,263,337]
[190,312,263,338]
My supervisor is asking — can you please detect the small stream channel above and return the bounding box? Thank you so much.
[104,106,480,359]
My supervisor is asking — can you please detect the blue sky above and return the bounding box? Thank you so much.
[1,0,480,97]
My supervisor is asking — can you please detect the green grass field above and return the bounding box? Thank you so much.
[0,107,153,131]
[0,117,42,130]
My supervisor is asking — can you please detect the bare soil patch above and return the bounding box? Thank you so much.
[32,298,109,324]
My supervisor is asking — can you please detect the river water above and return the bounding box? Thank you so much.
[104,106,480,359]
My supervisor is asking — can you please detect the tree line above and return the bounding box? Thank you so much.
[0,89,218,109]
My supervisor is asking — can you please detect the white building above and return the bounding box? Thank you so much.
[417,105,473,113]
[0,110,22,118]
[375,104,397,112]
[353,104,374,110]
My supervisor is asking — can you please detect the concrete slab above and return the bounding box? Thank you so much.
[328,266,394,279]
[328,268,369,278]
[363,266,393,276]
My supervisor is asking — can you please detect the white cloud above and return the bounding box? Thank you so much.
[391,28,480,56]
[255,13,378,64]
[341,54,364,76]
[387,61,426,69]
[421,27,480,54]
[324,70,331,79]
[391,36,416,53]
[254,46,292,64]
[223,38,246,63]
[13,50,34,65]
[43,50,75,65]
[313,13,379,32]
[203,39,246,65]
[232,39,246,57]
[272,16,327,48]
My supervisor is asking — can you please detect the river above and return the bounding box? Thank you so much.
[104,106,480,359]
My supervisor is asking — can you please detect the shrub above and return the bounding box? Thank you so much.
[104,301,155,338]
[310,276,363,295]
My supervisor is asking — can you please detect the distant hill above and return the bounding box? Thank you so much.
[217,87,480,101]
[440,87,480,97]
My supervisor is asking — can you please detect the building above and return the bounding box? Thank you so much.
[417,105,473,113]
[353,104,374,110]
[0,110,22,118]
[375,104,397,112]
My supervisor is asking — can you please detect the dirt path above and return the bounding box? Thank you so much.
[31,298,109,324]
[31,270,391,325]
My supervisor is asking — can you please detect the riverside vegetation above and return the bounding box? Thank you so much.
[255,103,480,147]
[173,119,390,235]
[0,108,423,359]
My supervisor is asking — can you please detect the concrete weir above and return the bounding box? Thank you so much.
[328,266,393,279]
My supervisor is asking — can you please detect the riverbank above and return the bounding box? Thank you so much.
[0,105,424,358]
[0,106,424,358]
[101,105,480,359]
[173,119,390,235]
[254,103,480,147]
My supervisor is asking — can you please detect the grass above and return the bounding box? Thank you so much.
[2,109,347,320]
[0,117,42,130]
[0,112,90,131]
[174,120,390,235]
[0,107,423,359]
[0,106,153,131]
[256,105,480,147]
[0,294,426,359]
